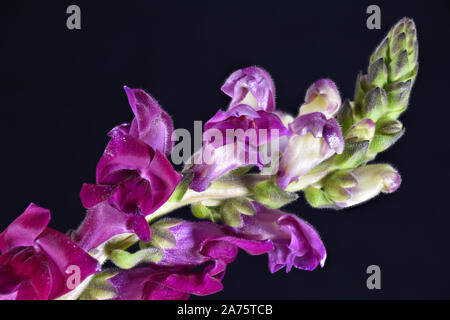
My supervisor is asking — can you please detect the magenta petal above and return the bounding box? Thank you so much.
[187,144,253,192]
[187,105,289,192]
[0,204,50,253]
[140,149,183,215]
[108,123,131,137]
[124,86,174,155]
[204,105,288,147]
[128,213,151,242]
[288,112,328,138]
[96,132,151,184]
[94,131,181,216]
[75,201,137,252]
[142,282,191,300]
[0,247,52,300]
[110,220,274,300]
[110,266,218,300]
[80,184,115,208]
[159,221,273,267]
[253,111,290,145]
[109,176,151,214]
[157,265,224,296]
[233,203,327,273]
[0,266,23,295]
[110,262,227,300]
[35,228,100,298]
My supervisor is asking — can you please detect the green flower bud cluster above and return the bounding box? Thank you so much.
[305,19,417,209]
[337,18,417,158]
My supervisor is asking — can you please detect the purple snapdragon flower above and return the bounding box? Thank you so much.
[277,112,344,189]
[186,104,289,192]
[230,203,326,273]
[0,204,100,300]
[78,87,182,249]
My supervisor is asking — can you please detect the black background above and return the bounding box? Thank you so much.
[0,0,449,299]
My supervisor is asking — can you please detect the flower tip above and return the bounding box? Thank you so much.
[382,171,402,193]
[320,252,327,268]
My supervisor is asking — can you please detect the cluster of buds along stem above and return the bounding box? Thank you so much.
[301,18,418,209]
[338,18,417,160]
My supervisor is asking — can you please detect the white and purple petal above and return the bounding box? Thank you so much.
[221,66,276,112]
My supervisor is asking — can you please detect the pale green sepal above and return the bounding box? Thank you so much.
[230,197,255,216]
[333,140,370,169]
[304,187,333,208]
[253,180,298,209]
[369,129,405,153]
[191,203,221,222]
[220,201,243,227]
[78,270,118,300]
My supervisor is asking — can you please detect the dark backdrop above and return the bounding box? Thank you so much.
[1,0,449,299]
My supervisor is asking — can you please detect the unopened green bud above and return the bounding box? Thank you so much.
[334,140,369,169]
[220,200,243,227]
[363,87,387,121]
[322,171,358,203]
[191,203,221,222]
[253,180,298,209]
[354,73,370,106]
[304,187,333,208]
[368,58,388,88]
[369,129,405,154]
[386,80,412,113]
[345,119,376,143]
[371,37,389,62]
[337,99,357,134]
[378,120,403,135]
[229,197,255,216]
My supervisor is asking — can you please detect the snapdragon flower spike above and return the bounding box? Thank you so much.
[300,79,341,119]
[79,87,182,247]
[0,204,100,300]
[221,66,276,112]
[231,203,326,273]
[109,220,273,299]
[186,104,289,192]
[277,112,344,189]
[331,164,401,208]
